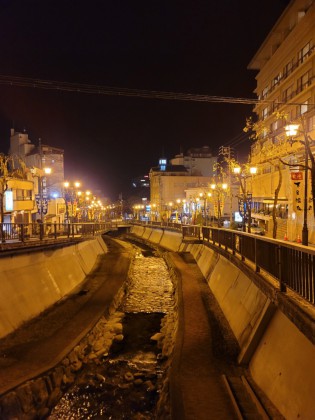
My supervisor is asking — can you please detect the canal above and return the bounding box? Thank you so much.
[49,239,175,419]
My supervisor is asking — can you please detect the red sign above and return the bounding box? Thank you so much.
[291,172,303,180]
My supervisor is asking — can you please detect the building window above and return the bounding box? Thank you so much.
[271,73,282,89]
[297,70,312,93]
[262,107,269,120]
[159,158,167,171]
[271,118,282,132]
[272,97,281,111]
[262,165,271,174]
[262,128,268,139]
[283,59,294,78]
[15,189,32,201]
[298,41,312,64]
[297,99,310,116]
[282,84,294,102]
[262,86,269,99]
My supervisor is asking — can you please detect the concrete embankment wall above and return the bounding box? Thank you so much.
[129,225,315,419]
[0,236,107,340]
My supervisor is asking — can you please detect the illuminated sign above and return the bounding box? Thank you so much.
[291,172,303,180]
[5,190,13,211]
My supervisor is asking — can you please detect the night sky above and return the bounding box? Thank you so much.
[0,0,290,199]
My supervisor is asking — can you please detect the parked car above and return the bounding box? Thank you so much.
[169,213,181,222]
[248,223,265,235]
[236,223,265,235]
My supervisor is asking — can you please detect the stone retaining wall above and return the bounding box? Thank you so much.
[0,286,126,419]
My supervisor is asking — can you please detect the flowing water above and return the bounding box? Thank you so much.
[49,245,174,419]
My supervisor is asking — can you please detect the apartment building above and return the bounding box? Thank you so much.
[149,158,211,221]
[248,0,315,241]
[170,146,217,177]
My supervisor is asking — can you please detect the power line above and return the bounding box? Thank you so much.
[0,74,271,105]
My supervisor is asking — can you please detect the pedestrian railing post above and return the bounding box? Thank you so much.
[39,224,44,241]
[277,245,287,292]
[255,237,260,273]
[21,224,25,243]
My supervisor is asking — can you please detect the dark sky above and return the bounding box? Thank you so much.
[0,0,290,199]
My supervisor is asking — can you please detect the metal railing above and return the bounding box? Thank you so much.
[3,219,315,306]
[0,222,113,244]
[131,220,315,306]
[199,225,315,306]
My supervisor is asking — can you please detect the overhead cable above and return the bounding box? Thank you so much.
[0,74,271,105]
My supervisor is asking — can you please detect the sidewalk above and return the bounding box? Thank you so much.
[168,252,238,420]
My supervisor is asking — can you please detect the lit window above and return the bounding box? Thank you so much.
[300,99,310,115]
[298,42,312,64]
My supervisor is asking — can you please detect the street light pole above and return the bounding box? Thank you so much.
[233,166,257,233]
[285,124,308,246]
[210,183,228,227]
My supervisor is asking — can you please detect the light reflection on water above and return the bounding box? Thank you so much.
[49,249,174,419]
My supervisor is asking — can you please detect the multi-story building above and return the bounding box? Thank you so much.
[150,158,211,221]
[9,129,65,199]
[9,129,65,222]
[3,177,34,224]
[248,0,315,242]
[170,146,217,177]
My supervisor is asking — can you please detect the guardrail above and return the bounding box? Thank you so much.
[199,225,314,306]
[0,222,113,244]
[131,221,315,306]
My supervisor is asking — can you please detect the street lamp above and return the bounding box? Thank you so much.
[32,166,52,221]
[210,183,228,227]
[63,181,81,222]
[233,165,257,233]
[168,202,173,221]
[150,203,157,221]
[285,123,308,246]
[198,192,212,225]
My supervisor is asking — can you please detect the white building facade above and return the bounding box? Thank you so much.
[248,0,315,242]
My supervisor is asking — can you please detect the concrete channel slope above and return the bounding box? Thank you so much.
[167,252,238,420]
[0,237,133,396]
[129,224,315,419]
[0,234,240,419]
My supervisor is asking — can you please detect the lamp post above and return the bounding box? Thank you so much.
[198,192,212,225]
[32,166,52,221]
[210,183,228,227]
[233,166,257,233]
[168,202,173,221]
[63,181,81,223]
[285,123,309,246]
[150,203,156,221]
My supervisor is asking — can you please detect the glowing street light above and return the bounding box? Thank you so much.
[285,123,309,245]
[210,183,228,227]
[63,181,81,222]
[233,165,257,232]
[31,166,52,221]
